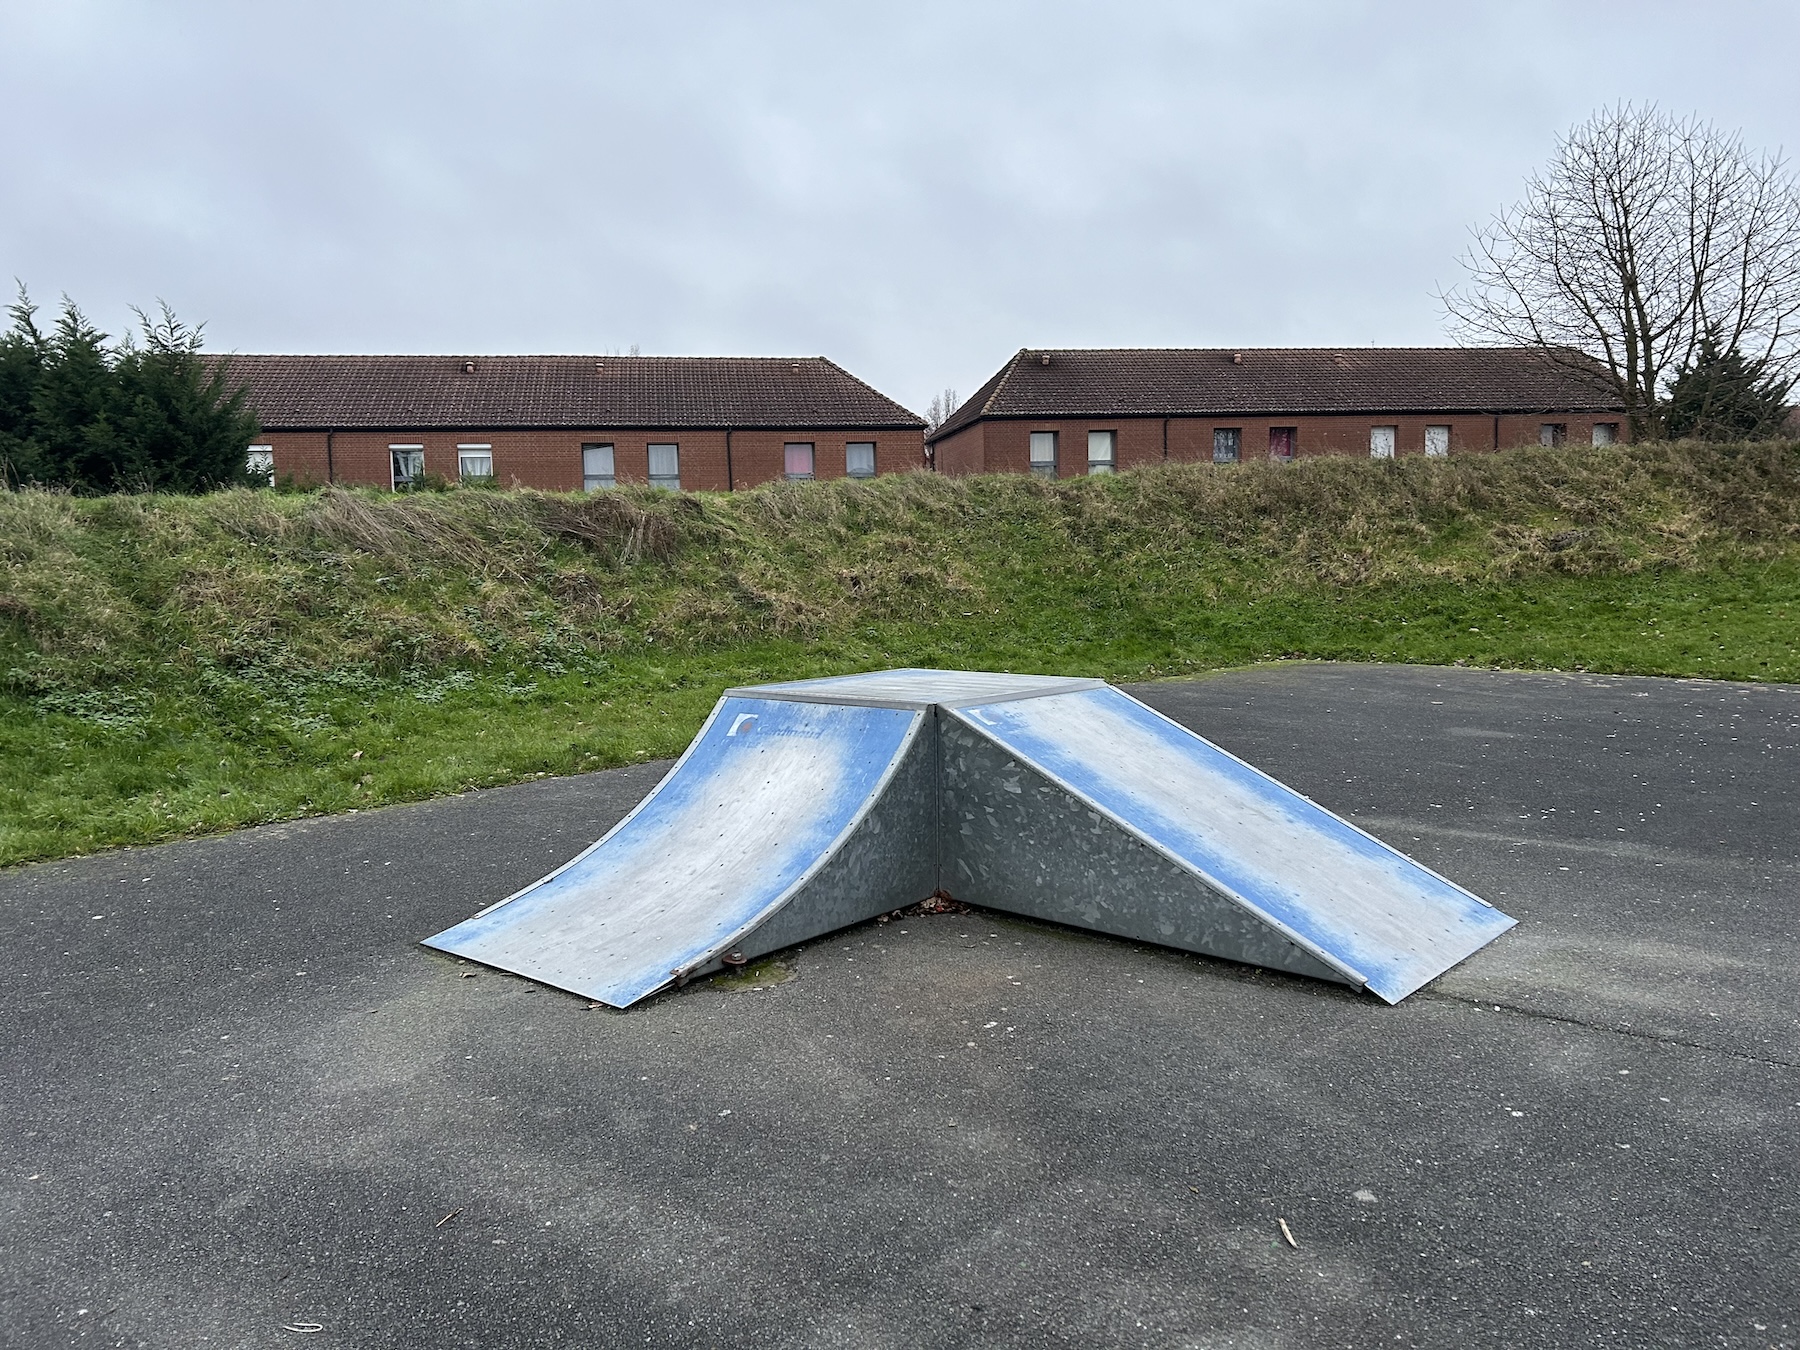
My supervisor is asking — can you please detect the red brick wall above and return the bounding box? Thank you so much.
[726,429,926,489]
[929,422,985,475]
[260,426,926,491]
[929,411,1628,476]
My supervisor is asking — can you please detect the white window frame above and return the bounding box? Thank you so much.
[457,443,494,480]
[1539,422,1568,447]
[647,443,681,491]
[1029,431,1058,479]
[845,442,876,479]
[1212,428,1241,464]
[389,444,425,490]
[582,444,616,491]
[1424,425,1450,458]
[1369,426,1396,459]
[246,445,274,485]
[1086,430,1116,475]
[1591,422,1619,446]
[784,442,815,482]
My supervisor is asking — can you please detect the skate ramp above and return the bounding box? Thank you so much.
[422,695,937,1006]
[424,670,1514,1006]
[943,685,1516,1003]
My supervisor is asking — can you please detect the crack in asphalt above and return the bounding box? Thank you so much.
[1424,989,1800,1071]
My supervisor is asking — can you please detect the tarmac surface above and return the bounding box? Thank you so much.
[1,663,1795,1349]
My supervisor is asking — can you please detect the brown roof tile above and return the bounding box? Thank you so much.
[214,354,924,431]
[930,347,1622,442]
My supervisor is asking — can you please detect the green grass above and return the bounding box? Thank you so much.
[4,440,1798,866]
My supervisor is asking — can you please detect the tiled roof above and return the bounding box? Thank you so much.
[929,347,1622,442]
[215,355,924,431]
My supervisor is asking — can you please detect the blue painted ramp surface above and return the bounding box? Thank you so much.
[423,696,921,1007]
[953,686,1515,1002]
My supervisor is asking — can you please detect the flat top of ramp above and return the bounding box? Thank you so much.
[729,668,1103,709]
[424,696,923,1006]
[953,685,1516,1003]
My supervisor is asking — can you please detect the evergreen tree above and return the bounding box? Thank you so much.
[0,286,261,492]
[1664,330,1795,441]
[0,290,47,485]
[31,300,134,491]
[115,304,260,492]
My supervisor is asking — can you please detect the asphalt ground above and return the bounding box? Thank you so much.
[1,663,1795,1350]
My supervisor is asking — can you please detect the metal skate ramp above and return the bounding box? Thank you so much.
[424,669,1514,1006]
[942,685,1515,1003]
[422,694,937,1006]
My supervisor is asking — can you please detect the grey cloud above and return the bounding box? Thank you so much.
[2,0,1795,414]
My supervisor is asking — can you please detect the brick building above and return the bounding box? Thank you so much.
[230,354,926,491]
[927,347,1627,477]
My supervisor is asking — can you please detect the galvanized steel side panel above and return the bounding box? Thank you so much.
[949,687,1516,1002]
[731,714,938,962]
[940,715,1356,987]
[422,696,922,1006]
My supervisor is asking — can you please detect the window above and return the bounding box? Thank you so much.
[1540,422,1567,447]
[1424,425,1450,458]
[246,445,274,485]
[845,442,876,479]
[784,442,815,481]
[1369,426,1396,459]
[1212,428,1241,464]
[1029,431,1058,479]
[1592,422,1619,446]
[390,444,425,490]
[1086,430,1116,475]
[582,444,615,491]
[1268,427,1296,461]
[647,443,681,490]
[457,444,493,480]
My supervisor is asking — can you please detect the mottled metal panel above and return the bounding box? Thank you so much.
[422,697,923,1007]
[948,688,1515,1002]
[729,669,1102,710]
[939,716,1355,988]
[729,715,938,963]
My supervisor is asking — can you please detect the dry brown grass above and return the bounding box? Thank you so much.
[2,440,1795,699]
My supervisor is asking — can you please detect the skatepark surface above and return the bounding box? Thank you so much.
[2,664,1795,1348]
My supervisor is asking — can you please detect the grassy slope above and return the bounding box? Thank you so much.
[3,441,1797,866]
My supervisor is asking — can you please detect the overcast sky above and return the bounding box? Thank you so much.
[3,1,1797,414]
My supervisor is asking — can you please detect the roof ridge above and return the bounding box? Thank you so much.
[981,349,1026,417]
[1011,344,1581,355]
[218,352,849,362]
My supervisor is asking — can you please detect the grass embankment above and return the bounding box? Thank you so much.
[3,440,1798,866]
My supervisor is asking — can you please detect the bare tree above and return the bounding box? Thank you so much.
[1444,105,1800,439]
[924,387,960,433]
